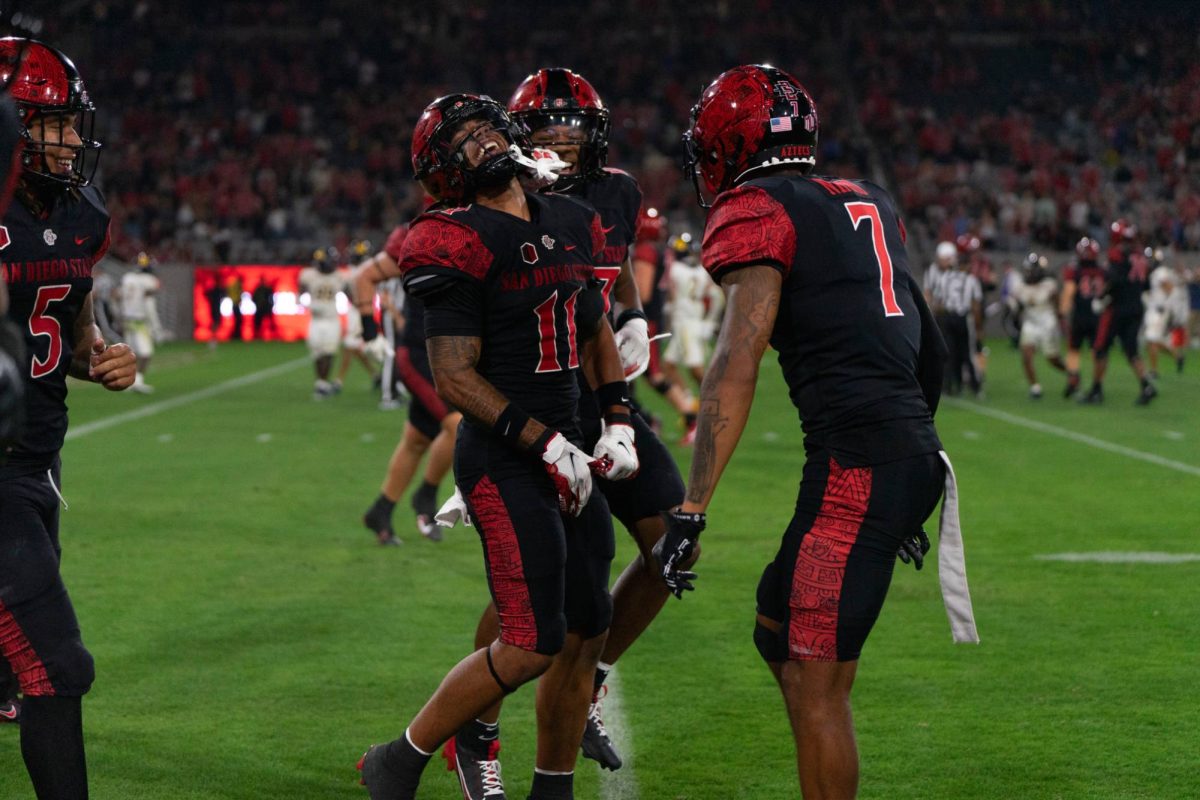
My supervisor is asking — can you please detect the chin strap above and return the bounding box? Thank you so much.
[508,145,570,189]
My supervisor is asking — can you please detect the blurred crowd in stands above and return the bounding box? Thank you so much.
[41,0,1200,270]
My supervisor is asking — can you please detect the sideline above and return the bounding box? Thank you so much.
[598,668,641,800]
[943,398,1200,477]
[66,357,309,441]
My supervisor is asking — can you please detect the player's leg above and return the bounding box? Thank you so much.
[412,411,461,541]
[1020,343,1039,395]
[1121,319,1157,405]
[363,421,432,546]
[780,660,860,800]
[1083,310,1115,402]
[1064,316,1083,397]
[0,469,93,799]
[361,469,568,800]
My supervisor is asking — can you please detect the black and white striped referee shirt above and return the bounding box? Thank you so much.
[924,266,982,316]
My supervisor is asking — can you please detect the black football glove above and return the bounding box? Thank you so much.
[652,510,704,598]
[897,529,931,571]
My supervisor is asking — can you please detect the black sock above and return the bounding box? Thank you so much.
[592,663,610,695]
[684,412,697,426]
[382,732,431,793]
[412,481,438,512]
[1140,377,1150,389]
[457,717,500,752]
[530,769,573,800]
[21,695,87,800]
[371,494,397,517]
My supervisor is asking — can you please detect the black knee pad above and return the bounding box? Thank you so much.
[25,637,94,697]
[754,619,787,664]
[534,613,567,657]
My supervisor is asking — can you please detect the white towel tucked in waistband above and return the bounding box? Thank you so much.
[937,450,979,644]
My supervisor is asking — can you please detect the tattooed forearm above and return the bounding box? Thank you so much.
[681,264,782,512]
[427,334,549,450]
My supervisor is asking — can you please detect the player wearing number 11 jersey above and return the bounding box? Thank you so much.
[659,64,978,798]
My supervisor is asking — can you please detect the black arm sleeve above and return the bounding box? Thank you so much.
[422,278,484,339]
[574,278,606,342]
[909,275,946,416]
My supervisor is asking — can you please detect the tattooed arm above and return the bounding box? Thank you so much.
[71,293,137,389]
[680,264,781,513]
[610,252,643,317]
[426,334,549,451]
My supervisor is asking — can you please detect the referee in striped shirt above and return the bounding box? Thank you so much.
[924,241,984,396]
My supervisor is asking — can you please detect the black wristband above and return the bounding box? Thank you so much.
[596,380,630,410]
[615,308,647,330]
[360,313,379,342]
[493,403,531,448]
[667,509,706,539]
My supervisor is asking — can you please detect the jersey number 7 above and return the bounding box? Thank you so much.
[845,202,904,317]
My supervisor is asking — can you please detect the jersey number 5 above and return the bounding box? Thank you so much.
[845,202,904,317]
[534,288,582,373]
[29,283,72,379]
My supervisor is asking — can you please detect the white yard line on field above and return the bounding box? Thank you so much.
[942,398,1200,478]
[598,667,641,800]
[1035,552,1200,564]
[65,357,309,441]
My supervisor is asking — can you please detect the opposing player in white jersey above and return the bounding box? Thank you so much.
[119,251,163,394]
[1012,253,1066,398]
[662,233,722,444]
[1142,249,1187,378]
[300,247,348,398]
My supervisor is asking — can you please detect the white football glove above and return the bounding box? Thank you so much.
[362,335,394,365]
[592,421,639,480]
[434,487,472,528]
[510,145,571,190]
[540,432,593,517]
[1091,295,1112,315]
[615,316,651,380]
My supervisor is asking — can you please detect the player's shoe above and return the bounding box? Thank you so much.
[1176,355,1185,375]
[680,421,697,447]
[130,375,155,394]
[358,744,414,800]
[1063,376,1080,399]
[1135,383,1158,406]
[0,698,19,724]
[363,504,401,546]
[314,379,335,400]
[444,735,507,799]
[331,379,344,395]
[580,686,622,771]
[378,398,404,411]
[1078,385,1104,405]
[1029,383,1043,399]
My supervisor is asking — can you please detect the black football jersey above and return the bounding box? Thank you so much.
[1,186,111,474]
[398,191,606,432]
[702,175,940,466]
[1062,259,1108,320]
[1105,247,1149,317]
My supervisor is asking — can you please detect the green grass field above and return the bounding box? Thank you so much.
[2,339,1197,799]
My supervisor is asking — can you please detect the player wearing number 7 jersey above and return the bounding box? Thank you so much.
[666,65,978,798]
[0,37,138,800]
[357,93,636,800]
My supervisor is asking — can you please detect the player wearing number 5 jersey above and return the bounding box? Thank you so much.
[0,37,138,800]
[357,93,635,800]
[661,65,978,799]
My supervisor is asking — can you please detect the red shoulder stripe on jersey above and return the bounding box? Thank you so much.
[94,221,111,263]
[702,185,796,280]
[589,212,607,261]
[383,224,410,262]
[398,215,492,281]
[810,177,868,197]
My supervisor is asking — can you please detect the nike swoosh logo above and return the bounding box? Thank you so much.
[75,235,89,245]
[565,244,576,251]
[601,224,616,235]
[0,705,17,720]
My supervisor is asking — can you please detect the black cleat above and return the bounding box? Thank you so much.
[445,735,507,799]
[580,687,622,771]
[0,698,19,724]
[1078,385,1104,405]
[412,485,443,542]
[1135,383,1158,406]
[1177,355,1186,375]
[358,744,415,800]
[364,504,402,546]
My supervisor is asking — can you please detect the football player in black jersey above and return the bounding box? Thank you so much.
[661,65,979,798]
[352,223,463,544]
[0,38,137,800]
[440,68,689,782]
[357,93,637,800]
[1086,220,1157,405]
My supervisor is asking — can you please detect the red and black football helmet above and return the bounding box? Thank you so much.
[411,93,530,205]
[635,207,665,243]
[1109,218,1137,245]
[684,64,818,207]
[0,38,101,188]
[507,68,610,192]
[1075,236,1100,263]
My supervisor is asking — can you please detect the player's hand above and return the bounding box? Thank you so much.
[897,529,931,570]
[89,340,137,391]
[540,432,593,516]
[363,335,394,365]
[653,509,704,598]
[434,487,472,528]
[615,316,651,380]
[591,421,638,480]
